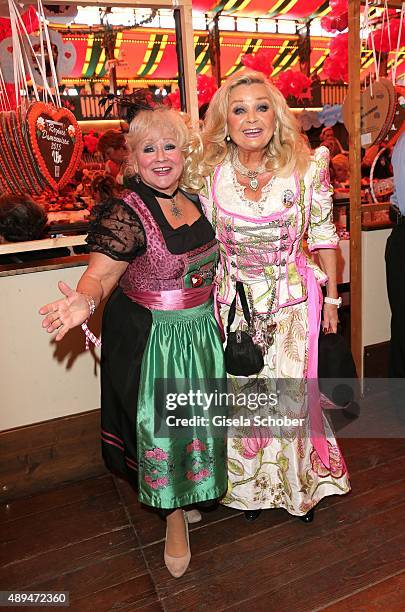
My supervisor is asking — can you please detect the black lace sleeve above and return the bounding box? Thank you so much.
[86,198,146,262]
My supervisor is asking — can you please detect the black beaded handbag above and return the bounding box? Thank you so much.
[224,282,264,376]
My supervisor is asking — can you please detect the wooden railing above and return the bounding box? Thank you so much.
[60,94,121,121]
[56,84,349,121]
[321,83,348,106]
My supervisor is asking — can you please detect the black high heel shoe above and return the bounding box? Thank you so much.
[244,510,262,522]
[298,508,315,523]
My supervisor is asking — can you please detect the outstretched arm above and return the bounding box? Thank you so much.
[39,252,127,341]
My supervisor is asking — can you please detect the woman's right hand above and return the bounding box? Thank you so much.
[39,281,91,341]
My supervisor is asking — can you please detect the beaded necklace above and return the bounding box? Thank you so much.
[231,148,268,191]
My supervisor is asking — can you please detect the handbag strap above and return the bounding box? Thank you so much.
[227,281,252,334]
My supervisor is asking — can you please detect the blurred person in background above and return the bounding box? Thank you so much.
[386,129,405,378]
[97,129,129,184]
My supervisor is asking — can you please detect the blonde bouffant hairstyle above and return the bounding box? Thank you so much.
[125,106,204,191]
[202,70,311,177]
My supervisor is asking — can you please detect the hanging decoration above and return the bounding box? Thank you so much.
[235,48,311,101]
[323,33,348,82]
[343,77,397,148]
[0,29,76,85]
[240,48,274,78]
[0,5,38,40]
[320,0,348,33]
[318,104,344,127]
[298,105,344,131]
[276,69,312,101]
[196,75,218,106]
[26,102,82,191]
[0,0,83,195]
[166,75,218,111]
[321,0,348,82]
[342,1,405,148]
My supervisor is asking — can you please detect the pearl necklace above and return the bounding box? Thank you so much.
[231,149,268,191]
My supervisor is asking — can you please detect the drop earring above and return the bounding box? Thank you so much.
[226,135,231,142]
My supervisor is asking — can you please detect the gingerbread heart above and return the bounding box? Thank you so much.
[26,101,83,191]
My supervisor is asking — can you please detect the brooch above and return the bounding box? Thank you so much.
[191,273,203,287]
[282,189,295,208]
[190,269,214,288]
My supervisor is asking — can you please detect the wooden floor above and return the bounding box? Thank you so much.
[1,438,405,611]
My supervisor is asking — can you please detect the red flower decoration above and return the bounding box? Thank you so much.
[0,6,38,41]
[165,88,181,110]
[167,75,218,110]
[197,75,218,106]
[241,49,274,78]
[276,70,312,101]
[323,33,348,82]
[83,131,100,155]
[321,13,348,33]
[321,0,348,33]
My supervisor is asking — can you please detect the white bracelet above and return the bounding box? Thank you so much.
[80,294,101,349]
[324,296,342,308]
[81,293,96,318]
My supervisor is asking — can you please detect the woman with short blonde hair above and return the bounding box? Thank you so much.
[126,106,205,192]
[40,103,227,578]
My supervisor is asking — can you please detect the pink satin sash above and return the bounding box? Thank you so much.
[125,285,213,311]
[297,256,331,469]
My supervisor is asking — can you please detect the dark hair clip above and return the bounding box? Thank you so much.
[99,88,168,123]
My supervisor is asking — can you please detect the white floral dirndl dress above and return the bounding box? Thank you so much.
[202,147,351,515]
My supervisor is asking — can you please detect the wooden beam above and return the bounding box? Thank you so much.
[348,0,362,376]
[175,0,199,126]
[208,16,221,88]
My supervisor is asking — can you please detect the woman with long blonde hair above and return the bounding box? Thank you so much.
[201,70,350,522]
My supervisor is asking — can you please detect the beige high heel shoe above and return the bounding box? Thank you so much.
[164,510,191,578]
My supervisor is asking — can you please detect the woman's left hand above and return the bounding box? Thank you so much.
[322,303,339,334]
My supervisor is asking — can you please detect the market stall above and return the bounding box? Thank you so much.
[0,0,198,443]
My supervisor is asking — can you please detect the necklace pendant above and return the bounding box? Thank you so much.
[249,177,259,191]
[170,201,182,218]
